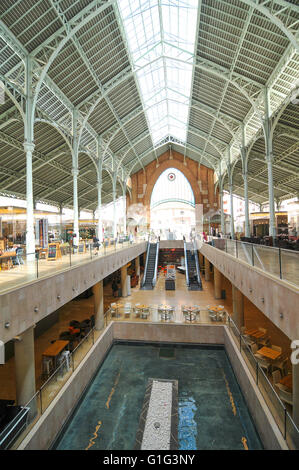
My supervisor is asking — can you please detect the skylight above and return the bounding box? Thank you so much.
[117,0,198,145]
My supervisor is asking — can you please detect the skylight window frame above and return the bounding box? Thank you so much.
[117,0,199,145]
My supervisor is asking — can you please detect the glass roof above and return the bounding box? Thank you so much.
[117,0,199,145]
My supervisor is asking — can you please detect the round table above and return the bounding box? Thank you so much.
[158,305,173,321]
[182,306,199,322]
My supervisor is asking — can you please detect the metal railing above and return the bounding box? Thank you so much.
[200,236,299,288]
[0,236,147,295]
[193,238,202,289]
[183,238,190,287]
[152,238,160,288]
[141,235,151,288]
[0,324,102,450]
[227,315,299,450]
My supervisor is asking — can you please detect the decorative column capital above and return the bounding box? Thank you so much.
[23,141,35,153]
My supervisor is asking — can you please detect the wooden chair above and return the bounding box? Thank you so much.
[272,370,283,389]
[257,335,271,348]
[272,345,282,353]
[272,355,289,377]
[254,354,272,375]
[250,343,259,354]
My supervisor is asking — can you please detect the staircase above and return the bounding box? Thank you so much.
[184,240,202,291]
[141,242,159,290]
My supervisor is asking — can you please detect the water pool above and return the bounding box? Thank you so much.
[54,342,263,450]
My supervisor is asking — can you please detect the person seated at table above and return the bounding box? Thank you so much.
[92,236,100,255]
[15,245,24,265]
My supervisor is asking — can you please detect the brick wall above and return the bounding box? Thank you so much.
[127,149,219,226]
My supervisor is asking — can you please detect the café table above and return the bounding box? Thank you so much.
[256,346,281,361]
[135,304,150,319]
[182,306,199,322]
[42,340,69,374]
[158,304,173,321]
[111,303,122,317]
[0,251,16,269]
[244,328,260,336]
[208,305,225,321]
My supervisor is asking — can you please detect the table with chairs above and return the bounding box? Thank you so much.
[158,304,174,321]
[207,305,226,322]
[134,303,150,319]
[182,305,200,322]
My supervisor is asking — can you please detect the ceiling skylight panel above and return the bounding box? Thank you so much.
[117,0,198,145]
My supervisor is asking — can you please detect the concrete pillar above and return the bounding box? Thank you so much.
[14,326,36,406]
[232,285,244,329]
[135,255,140,277]
[293,361,299,429]
[121,264,128,297]
[214,267,222,299]
[204,256,210,281]
[92,280,104,330]
[198,252,204,270]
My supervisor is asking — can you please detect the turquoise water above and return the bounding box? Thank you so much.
[54,343,263,450]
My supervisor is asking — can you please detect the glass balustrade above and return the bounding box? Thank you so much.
[0,237,146,295]
[203,236,299,287]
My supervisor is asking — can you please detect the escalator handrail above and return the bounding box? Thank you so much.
[193,238,202,288]
[141,239,151,287]
[152,240,159,287]
[184,239,190,287]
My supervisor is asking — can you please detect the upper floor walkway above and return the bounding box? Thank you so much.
[201,236,299,289]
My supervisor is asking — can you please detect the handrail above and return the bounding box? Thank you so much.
[183,238,189,287]
[199,234,299,288]
[152,239,160,287]
[227,315,299,448]
[141,237,151,288]
[193,238,202,289]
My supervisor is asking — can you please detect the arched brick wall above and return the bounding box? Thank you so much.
[143,158,202,208]
[127,150,219,228]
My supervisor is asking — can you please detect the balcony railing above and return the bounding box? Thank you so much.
[199,236,299,288]
[0,236,146,295]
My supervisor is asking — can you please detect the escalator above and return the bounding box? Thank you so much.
[141,239,159,290]
[184,240,202,291]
